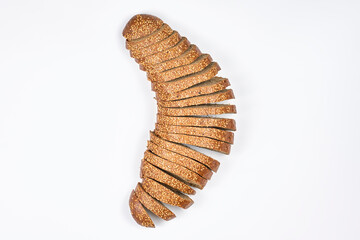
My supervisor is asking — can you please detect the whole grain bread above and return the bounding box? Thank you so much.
[157,89,234,108]
[157,114,236,131]
[140,160,196,195]
[141,177,194,209]
[144,150,207,189]
[126,23,173,50]
[157,104,237,116]
[145,44,201,73]
[135,182,176,221]
[156,77,230,101]
[147,140,213,179]
[155,123,234,144]
[148,54,212,82]
[129,190,155,228]
[123,14,163,41]
[149,131,220,172]
[154,130,231,154]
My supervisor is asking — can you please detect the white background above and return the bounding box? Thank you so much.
[0,0,359,239]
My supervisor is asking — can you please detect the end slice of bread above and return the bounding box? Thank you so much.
[129,190,155,228]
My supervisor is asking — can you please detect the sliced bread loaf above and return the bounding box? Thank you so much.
[148,54,212,82]
[157,115,236,131]
[149,131,220,172]
[152,62,220,93]
[126,23,173,50]
[135,182,176,221]
[147,140,213,179]
[155,123,234,144]
[154,130,231,154]
[141,177,194,209]
[144,150,207,189]
[145,44,201,73]
[157,104,237,116]
[136,37,190,67]
[156,77,230,101]
[140,160,196,195]
[157,89,234,107]
[129,190,155,228]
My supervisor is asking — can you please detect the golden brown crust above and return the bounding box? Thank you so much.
[148,54,212,82]
[123,14,163,40]
[137,37,190,67]
[154,130,231,154]
[158,104,237,116]
[135,183,176,221]
[152,62,220,93]
[141,177,194,209]
[150,131,220,172]
[129,190,155,228]
[144,150,207,189]
[155,123,234,144]
[140,160,196,195]
[126,24,173,50]
[130,31,181,59]
[156,77,230,101]
[157,89,234,108]
[147,140,213,179]
[157,115,236,131]
[145,44,201,73]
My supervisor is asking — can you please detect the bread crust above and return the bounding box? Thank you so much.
[135,183,176,221]
[123,14,163,40]
[129,190,155,228]
[158,104,237,116]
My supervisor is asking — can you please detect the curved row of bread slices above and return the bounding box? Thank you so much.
[123,14,236,227]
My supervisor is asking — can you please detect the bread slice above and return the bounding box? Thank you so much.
[148,54,212,82]
[144,150,207,189]
[152,62,220,93]
[137,37,190,67]
[150,131,220,172]
[156,77,230,101]
[141,177,194,209]
[155,123,234,144]
[135,182,175,221]
[154,130,231,154]
[157,115,236,131]
[147,140,213,179]
[157,89,234,108]
[123,14,163,41]
[129,190,155,228]
[131,31,181,59]
[157,104,237,116]
[145,44,201,73]
[126,24,173,50]
[140,160,196,195]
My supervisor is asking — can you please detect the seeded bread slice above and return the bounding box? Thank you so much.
[158,104,237,116]
[152,62,220,93]
[157,89,234,108]
[136,37,190,67]
[144,150,207,189]
[144,44,201,73]
[131,31,181,59]
[150,131,220,172]
[140,160,196,195]
[154,130,231,154]
[141,177,194,209]
[126,24,173,50]
[123,14,163,41]
[157,115,236,131]
[155,123,234,144]
[147,140,213,179]
[148,54,212,82]
[156,77,230,101]
[135,182,175,221]
[129,190,155,228]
